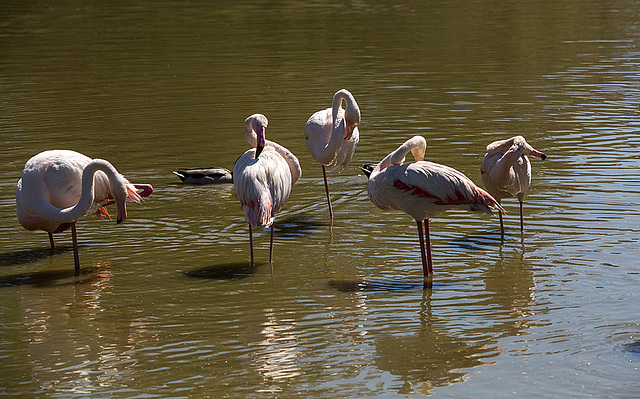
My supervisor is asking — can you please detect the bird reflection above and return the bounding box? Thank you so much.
[16,260,137,393]
[247,309,302,384]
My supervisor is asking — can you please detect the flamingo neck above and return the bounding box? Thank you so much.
[56,159,126,223]
[372,136,427,178]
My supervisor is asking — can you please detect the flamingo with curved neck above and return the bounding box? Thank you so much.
[368,136,504,277]
[305,89,361,219]
[234,114,301,266]
[480,136,546,240]
[16,150,153,274]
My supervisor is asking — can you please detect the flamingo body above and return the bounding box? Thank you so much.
[368,136,504,277]
[480,136,546,238]
[234,114,301,265]
[16,150,153,273]
[305,89,361,218]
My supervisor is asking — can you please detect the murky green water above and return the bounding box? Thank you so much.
[1,0,639,397]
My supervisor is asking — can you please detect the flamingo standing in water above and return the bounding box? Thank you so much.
[234,114,301,266]
[367,136,504,277]
[16,150,153,274]
[305,89,361,219]
[480,136,546,240]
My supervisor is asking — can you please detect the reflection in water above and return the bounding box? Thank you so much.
[247,309,302,392]
[364,249,535,394]
[1,0,640,396]
[19,261,128,394]
[184,262,256,281]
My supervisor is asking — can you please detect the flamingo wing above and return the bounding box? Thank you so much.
[372,161,501,220]
[233,148,292,228]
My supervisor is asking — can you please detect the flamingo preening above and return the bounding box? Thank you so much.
[16,150,153,274]
[304,89,361,219]
[480,136,546,240]
[234,114,301,266]
[367,136,504,277]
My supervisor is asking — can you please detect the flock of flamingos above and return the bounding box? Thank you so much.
[16,89,546,279]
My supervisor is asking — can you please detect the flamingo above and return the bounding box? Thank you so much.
[173,167,233,184]
[234,114,301,266]
[480,136,546,240]
[304,89,361,219]
[367,136,504,277]
[16,150,153,274]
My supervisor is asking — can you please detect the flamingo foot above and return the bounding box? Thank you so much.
[96,206,112,221]
[134,184,154,197]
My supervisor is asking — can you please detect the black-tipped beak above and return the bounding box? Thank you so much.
[530,149,547,160]
[255,145,264,158]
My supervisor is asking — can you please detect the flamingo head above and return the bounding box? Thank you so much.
[111,177,129,224]
[517,136,547,160]
[343,104,361,141]
[245,114,268,158]
[486,136,547,160]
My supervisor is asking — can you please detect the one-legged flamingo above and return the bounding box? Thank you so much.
[305,89,361,219]
[367,136,504,277]
[16,150,153,275]
[480,136,546,240]
[234,114,301,266]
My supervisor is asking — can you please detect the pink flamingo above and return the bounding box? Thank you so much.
[16,150,153,274]
[367,136,504,277]
[480,136,546,240]
[234,114,301,266]
[305,89,361,219]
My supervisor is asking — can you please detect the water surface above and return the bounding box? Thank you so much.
[1,0,639,397]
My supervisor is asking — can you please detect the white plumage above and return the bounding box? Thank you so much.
[480,136,546,239]
[368,136,504,277]
[304,89,361,218]
[16,149,153,273]
[234,114,301,265]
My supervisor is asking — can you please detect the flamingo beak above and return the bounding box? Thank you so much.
[344,125,354,141]
[116,202,127,224]
[530,150,547,160]
[255,125,266,158]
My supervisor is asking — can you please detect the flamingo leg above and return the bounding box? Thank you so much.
[249,224,254,266]
[71,222,80,276]
[519,200,524,235]
[424,220,433,275]
[322,165,334,219]
[48,232,55,255]
[416,220,429,277]
[499,210,505,241]
[269,224,274,264]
